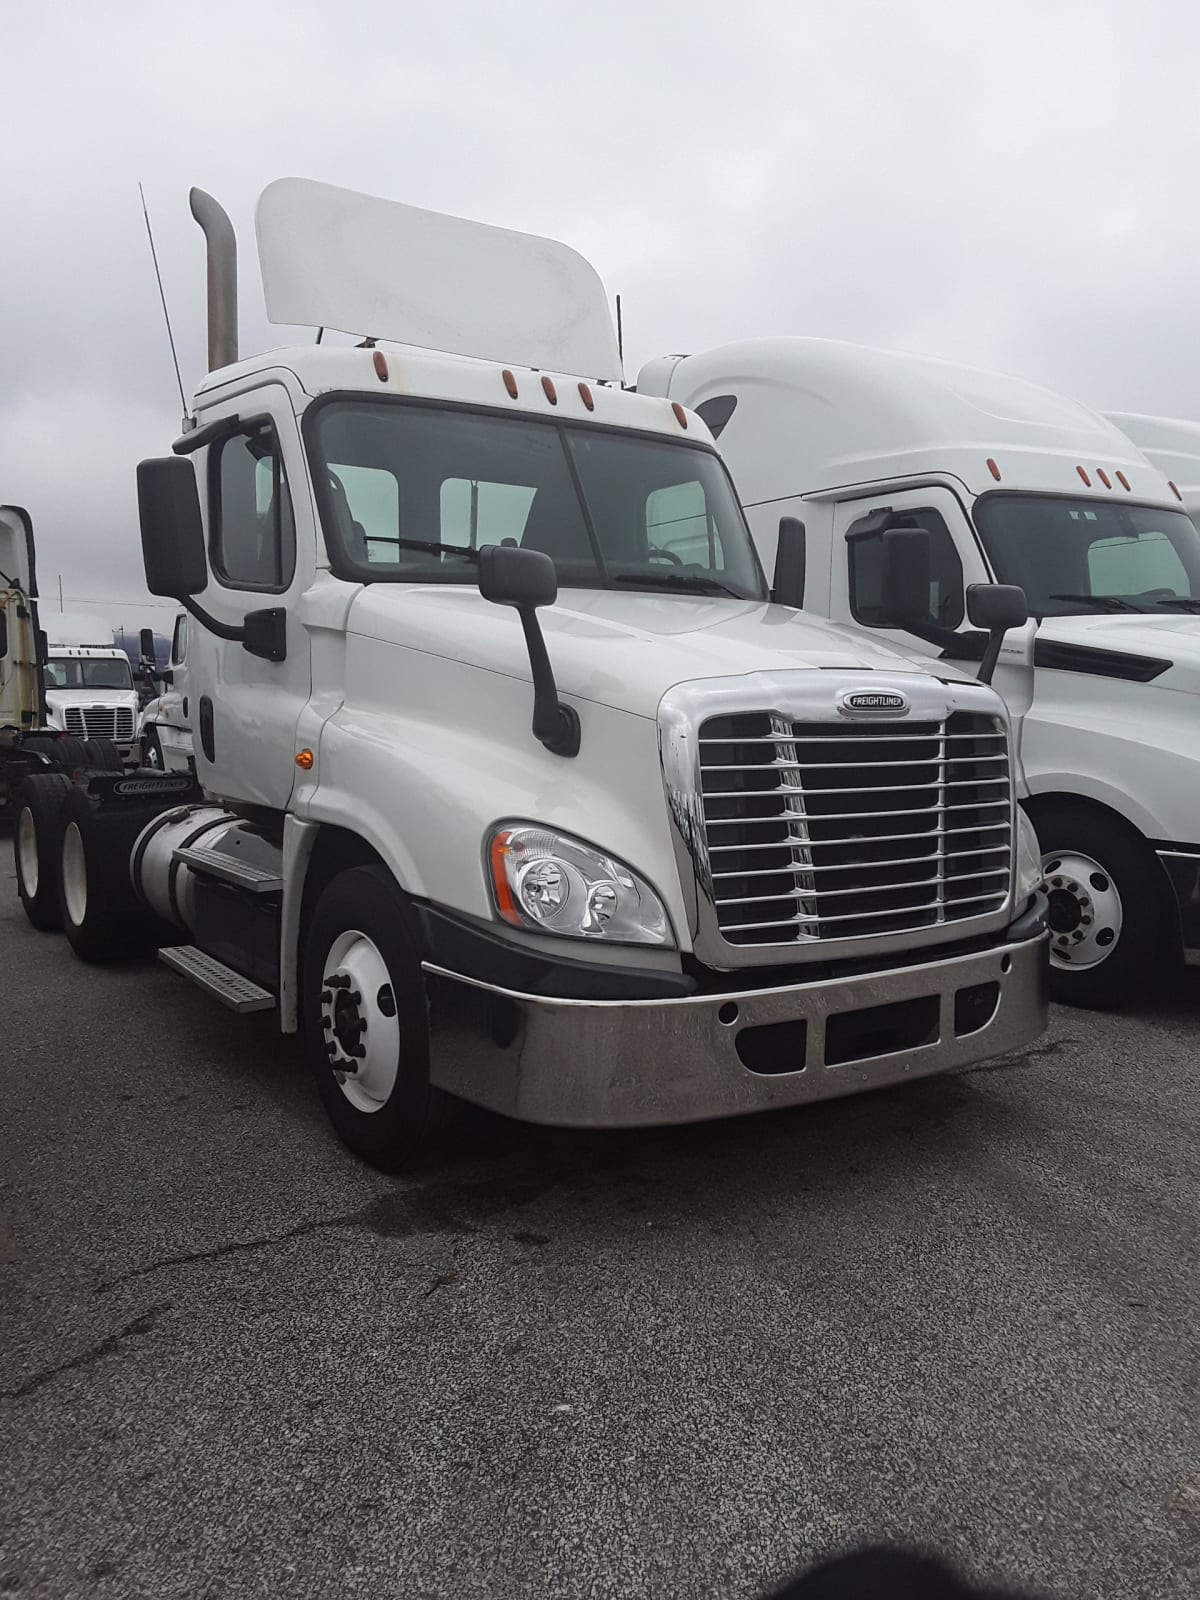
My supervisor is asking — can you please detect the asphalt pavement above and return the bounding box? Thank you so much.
[2,842,1199,1600]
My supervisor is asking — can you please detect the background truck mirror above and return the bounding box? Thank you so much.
[967,582,1028,633]
[967,582,1030,684]
[772,517,806,609]
[137,457,208,599]
[877,526,932,627]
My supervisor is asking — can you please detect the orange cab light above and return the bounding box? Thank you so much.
[578,381,595,411]
[672,402,689,429]
[986,457,1001,481]
[372,350,389,382]
[489,831,521,925]
[502,369,519,399]
[541,375,558,404]
[1115,470,1131,491]
[1096,468,1112,488]
[1076,466,1091,486]
[295,749,314,770]
[1170,480,1183,501]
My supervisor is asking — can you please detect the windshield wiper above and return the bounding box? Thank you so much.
[611,572,747,598]
[1048,592,1143,613]
[1152,596,1200,613]
[378,538,481,561]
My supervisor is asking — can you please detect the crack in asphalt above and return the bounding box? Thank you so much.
[1,1302,172,1402]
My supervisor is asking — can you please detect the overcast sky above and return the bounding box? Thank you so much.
[3,0,1199,632]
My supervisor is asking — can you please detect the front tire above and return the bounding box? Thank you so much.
[141,726,164,770]
[301,865,449,1170]
[13,773,72,930]
[1031,802,1169,1010]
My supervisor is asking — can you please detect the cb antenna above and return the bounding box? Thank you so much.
[139,182,190,430]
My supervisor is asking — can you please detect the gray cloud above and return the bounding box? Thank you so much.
[4,0,1199,629]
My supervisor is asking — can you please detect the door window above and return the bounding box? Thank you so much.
[211,425,296,591]
[848,507,965,630]
[171,613,188,666]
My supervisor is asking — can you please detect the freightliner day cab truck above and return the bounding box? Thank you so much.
[136,609,195,774]
[640,340,1200,1008]
[1,509,126,816]
[12,182,1048,1169]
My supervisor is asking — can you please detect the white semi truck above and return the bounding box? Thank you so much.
[42,613,141,755]
[12,183,1048,1168]
[135,609,194,773]
[1105,411,1200,533]
[640,339,1200,1007]
[1,509,126,820]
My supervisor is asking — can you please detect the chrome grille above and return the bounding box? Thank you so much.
[63,706,135,743]
[699,711,1012,946]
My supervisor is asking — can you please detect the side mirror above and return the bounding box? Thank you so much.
[137,458,207,598]
[877,527,932,627]
[967,582,1029,684]
[139,626,156,659]
[772,517,806,609]
[478,544,558,610]
[478,545,579,758]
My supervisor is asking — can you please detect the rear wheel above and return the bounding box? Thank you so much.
[20,734,87,774]
[1032,803,1169,1009]
[13,773,72,930]
[56,785,168,962]
[83,737,124,771]
[301,864,451,1170]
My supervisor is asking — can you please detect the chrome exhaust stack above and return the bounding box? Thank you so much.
[189,188,238,371]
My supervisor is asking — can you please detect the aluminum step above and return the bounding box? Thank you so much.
[159,945,276,1013]
[173,844,283,893]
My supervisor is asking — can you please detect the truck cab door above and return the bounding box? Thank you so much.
[830,484,1036,737]
[188,387,313,810]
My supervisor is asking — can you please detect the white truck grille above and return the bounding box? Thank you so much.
[63,707,135,743]
[698,711,1013,947]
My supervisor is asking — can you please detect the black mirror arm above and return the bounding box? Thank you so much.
[518,607,580,757]
[180,595,244,643]
[978,629,1006,686]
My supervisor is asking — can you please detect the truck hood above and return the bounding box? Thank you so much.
[45,689,139,707]
[1038,611,1200,694]
[348,586,970,718]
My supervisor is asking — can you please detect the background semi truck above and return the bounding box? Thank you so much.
[640,339,1200,1007]
[12,182,1048,1168]
[1105,411,1200,534]
[1,507,126,816]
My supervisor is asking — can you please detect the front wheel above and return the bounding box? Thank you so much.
[1032,803,1169,1010]
[301,864,450,1170]
[141,726,164,770]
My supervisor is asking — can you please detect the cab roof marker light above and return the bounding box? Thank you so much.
[1077,466,1091,486]
[986,457,1001,481]
[541,375,558,404]
[372,350,389,382]
[502,369,519,399]
[1096,468,1112,489]
[578,382,594,411]
[1170,480,1183,501]
[672,402,689,429]
[1115,470,1131,491]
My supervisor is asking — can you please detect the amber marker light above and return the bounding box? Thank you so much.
[295,749,314,770]
[489,831,521,925]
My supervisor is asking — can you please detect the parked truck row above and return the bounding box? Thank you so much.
[8,178,1052,1168]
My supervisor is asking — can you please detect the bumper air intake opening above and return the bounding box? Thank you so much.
[824,994,939,1066]
[735,1018,808,1076]
[954,980,1000,1037]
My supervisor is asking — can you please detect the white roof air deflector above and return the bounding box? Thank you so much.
[255,178,623,382]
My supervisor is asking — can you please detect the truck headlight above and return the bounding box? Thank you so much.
[487,825,673,947]
[1016,808,1042,903]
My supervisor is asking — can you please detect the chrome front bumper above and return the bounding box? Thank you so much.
[425,928,1049,1128]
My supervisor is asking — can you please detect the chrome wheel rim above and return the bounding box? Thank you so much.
[17,808,39,897]
[320,930,401,1115]
[61,821,88,928]
[1040,849,1123,972]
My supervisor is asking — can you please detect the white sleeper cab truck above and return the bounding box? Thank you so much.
[12,184,1047,1168]
[1105,412,1200,534]
[640,339,1200,1007]
[136,610,194,773]
[1,508,125,830]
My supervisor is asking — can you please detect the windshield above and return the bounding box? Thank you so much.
[45,656,134,691]
[309,400,767,600]
[974,493,1200,617]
